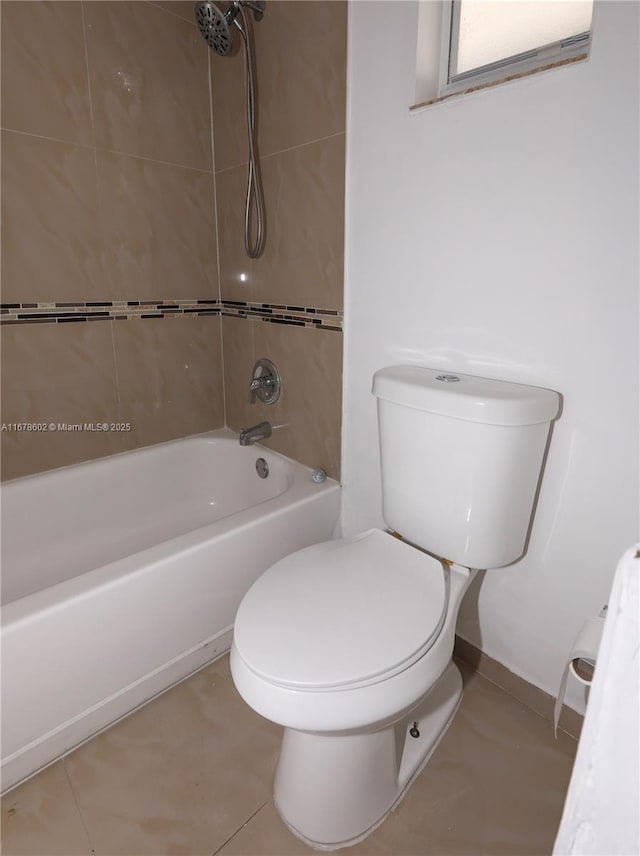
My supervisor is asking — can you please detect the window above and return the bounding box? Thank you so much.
[414,0,594,107]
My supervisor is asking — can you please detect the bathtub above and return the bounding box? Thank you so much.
[0,429,340,793]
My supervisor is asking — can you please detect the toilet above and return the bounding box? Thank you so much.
[230,364,560,850]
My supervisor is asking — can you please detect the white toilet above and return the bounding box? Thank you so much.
[230,365,559,850]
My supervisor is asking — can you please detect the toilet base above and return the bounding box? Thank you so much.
[273,661,463,851]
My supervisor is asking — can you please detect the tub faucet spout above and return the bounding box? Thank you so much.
[239,421,272,446]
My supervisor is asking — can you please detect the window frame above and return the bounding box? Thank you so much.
[437,0,592,99]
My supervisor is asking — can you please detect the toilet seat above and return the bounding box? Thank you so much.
[233,528,447,692]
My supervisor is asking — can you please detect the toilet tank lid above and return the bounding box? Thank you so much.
[372,365,560,426]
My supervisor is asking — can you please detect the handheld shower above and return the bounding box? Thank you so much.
[195,1,266,258]
[195,1,264,56]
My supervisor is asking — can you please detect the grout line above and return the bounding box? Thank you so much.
[61,760,97,855]
[0,126,95,151]
[0,127,215,176]
[249,312,256,395]
[214,130,346,176]
[218,312,227,427]
[210,797,272,856]
[259,130,347,162]
[93,145,214,175]
[80,0,115,398]
[208,45,228,427]
[146,1,196,25]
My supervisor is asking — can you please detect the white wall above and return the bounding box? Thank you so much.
[342,0,639,713]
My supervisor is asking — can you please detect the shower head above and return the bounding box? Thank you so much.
[195,1,264,56]
[195,1,238,56]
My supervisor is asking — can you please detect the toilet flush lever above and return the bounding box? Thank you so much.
[248,358,281,405]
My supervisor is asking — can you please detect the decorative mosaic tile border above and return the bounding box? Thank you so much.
[221,300,343,331]
[0,300,343,331]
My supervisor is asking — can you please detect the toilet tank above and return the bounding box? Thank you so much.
[372,366,560,569]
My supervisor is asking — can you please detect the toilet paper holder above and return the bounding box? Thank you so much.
[554,604,608,736]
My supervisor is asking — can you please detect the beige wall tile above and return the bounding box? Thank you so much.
[113,315,224,449]
[216,138,345,309]
[251,135,345,309]
[148,1,195,23]
[252,321,342,480]
[1,761,93,855]
[210,1,347,170]
[222,315,256,432]
[0,1,93,146]
[254,1,347,157]
[212,2,347,481]
[0,321,122,481]
[215,165,254,302]
[1,0,346,484]
[210,47,247,172]
[223,316,343,480]
[96,150,219,301]
[84,1,212,170]
[1,130,105,304]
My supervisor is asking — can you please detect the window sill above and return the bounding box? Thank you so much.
[410,52,588,112]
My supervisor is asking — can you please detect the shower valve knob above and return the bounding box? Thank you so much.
[248,358,281,405]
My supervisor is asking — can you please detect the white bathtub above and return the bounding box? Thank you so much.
[0,429,340,793]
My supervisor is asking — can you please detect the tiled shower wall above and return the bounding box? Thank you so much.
[213,1,346,480]
[1,1,346,482]
[0,1,224,481]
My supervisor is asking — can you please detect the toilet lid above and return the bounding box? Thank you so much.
[233,528,447,691]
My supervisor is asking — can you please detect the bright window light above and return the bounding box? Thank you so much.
[454,0,594,77]
[413,0,594,108]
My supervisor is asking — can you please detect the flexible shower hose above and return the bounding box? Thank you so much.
[238,4,265,259]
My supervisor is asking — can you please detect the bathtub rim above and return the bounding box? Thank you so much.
[0,431,341,793]
[1,428,340,619]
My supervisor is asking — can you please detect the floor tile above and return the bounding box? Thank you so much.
[218,662,576,856]
[1,761,93,855]
[1,655,576,856]
[215,799,320,856]
[63,656,281,856]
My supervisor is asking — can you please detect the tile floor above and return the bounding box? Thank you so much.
[1,655,577,856]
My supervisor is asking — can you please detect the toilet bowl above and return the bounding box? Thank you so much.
[232,529,472,732]
[230,365,560,850]
[231,528,475,849]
